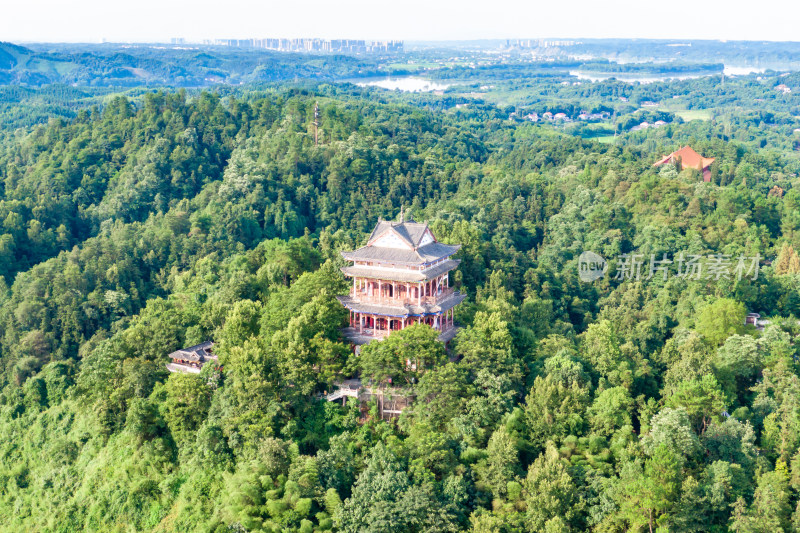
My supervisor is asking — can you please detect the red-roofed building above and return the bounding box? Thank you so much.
[654,146,715,182]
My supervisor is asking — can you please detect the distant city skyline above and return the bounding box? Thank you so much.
[194,38,403,53]
[4,0,800,43]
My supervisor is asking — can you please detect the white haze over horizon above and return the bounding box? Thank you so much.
[2,0,800,44]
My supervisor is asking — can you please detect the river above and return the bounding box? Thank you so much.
[351,77,450,92]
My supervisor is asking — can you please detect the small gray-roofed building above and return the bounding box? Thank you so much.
[168,341,216,362]
[167,341,217,373]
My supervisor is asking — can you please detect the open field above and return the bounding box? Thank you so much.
[674,108,714,121]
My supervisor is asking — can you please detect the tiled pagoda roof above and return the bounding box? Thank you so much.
[367,219,433,247]
[341,241,460,265]
[341,259,460,282]
[341,218,460,266]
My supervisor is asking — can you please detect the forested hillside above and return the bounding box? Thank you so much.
[1,86,800,532]
[0,42,386,88]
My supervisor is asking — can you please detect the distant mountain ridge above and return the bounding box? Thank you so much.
[0,42,381,87]
[2,39,799,89]
[0,42,34,69]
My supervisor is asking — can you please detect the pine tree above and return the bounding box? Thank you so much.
[774,243,800,275]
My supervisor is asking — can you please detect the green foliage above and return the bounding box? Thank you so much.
[615,445,683,532]
[455,311,518,379]
[588,386,633,437]
[477,427,520,500]
[335,444,458,532]
[162,372,211,444]
[358,324,446,385]
[581,319,634,389]
[641,407,701,459]
[524,442,583,531]
[126,397,168,443]
[730,461,793,532]
[523,357,591,452]
[665,374,729,434]
[695,298,747,346]
[0,74,798,531]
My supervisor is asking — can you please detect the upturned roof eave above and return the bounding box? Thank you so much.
[340,243,460,265]
[340,248,424,264]
[340,259,462,282]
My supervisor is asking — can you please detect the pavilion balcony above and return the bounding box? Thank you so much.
[341,322,458,345]
[422,286,455,304]
[341,327,391,345]
[348,293,413,306]
[348,327,392,338]
[349,286,456,306]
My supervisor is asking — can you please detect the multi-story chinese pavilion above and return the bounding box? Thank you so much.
[337,214,466,346]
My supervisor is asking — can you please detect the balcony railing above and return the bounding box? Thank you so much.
[422,286,455,304]
[343,327,391,339]
[349,293,412,306]
[349,286,456,306]
[360,328,391,338]
[344,323,456,340]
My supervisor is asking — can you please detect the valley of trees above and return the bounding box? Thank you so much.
[0,74,799,532]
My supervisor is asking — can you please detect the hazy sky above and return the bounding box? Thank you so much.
[3,0,800,43]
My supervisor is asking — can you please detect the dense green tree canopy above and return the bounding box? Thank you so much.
[0,72,798,532]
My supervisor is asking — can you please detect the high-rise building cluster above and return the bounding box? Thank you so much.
[508,39,579,49]
[197,38,403,53]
